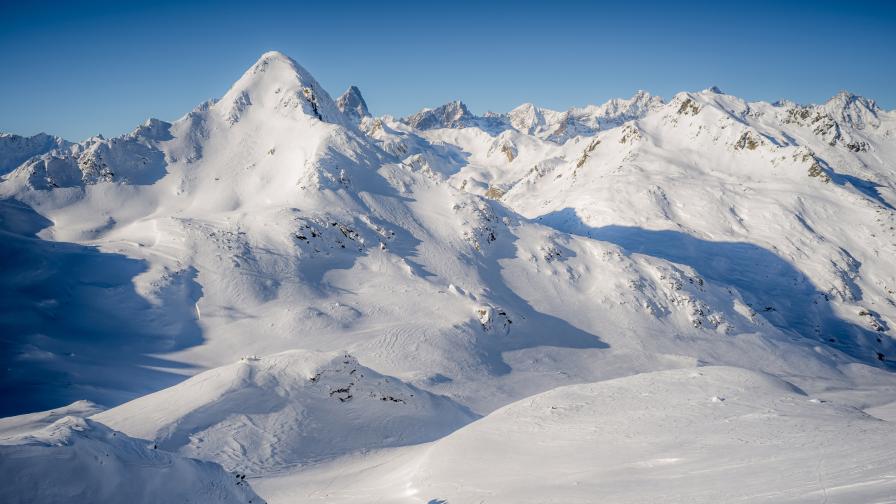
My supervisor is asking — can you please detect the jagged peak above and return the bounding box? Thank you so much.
[402,100,475,130]
[443,99,471,112]
[510,102,539,113]
[610,90,662,109]
[823,90,881,129]
[507,102,547,119]
[341,85,364,98]
[0,132,72,175]
[337,85,371,124]
[1,131,49,140]
[772,99,797,108]
[592,90,664,115]
[631,89,653,99]
[130,118,173,141]
[825,90,879,110]
[505,103,551,135]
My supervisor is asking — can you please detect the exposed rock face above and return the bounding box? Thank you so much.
[734,130,763,151]
[217,50,345,125]
[824,90,881,130]
[337,85,371,124]
[402,100,477,130]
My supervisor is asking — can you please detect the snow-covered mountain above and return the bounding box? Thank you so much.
[0,404,264,504]
[2,50,895,502]
[94,350,475,474]
[336,85,370,124]
[398,90,664,143]
[0,132,70,175]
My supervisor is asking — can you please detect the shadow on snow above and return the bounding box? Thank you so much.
[538,207,893,368]
[0,199,204,417]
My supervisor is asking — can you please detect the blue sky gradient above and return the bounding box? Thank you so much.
[2,0,895,140]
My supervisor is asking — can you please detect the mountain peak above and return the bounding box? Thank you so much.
[215,50,342,125]
[337,85,370,123]
[256,50,292,64]
[825,90,878,110]
[580,91,664,126]
[0,132,71,175]
[510,102,538,113]
[245,50,308,81]
[506,103,549,135]
[627,90,664,107]
[824,90,880,129]
[402,100,474,130]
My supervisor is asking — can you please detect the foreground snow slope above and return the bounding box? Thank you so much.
[94,350,475,473]
[256,366,896,504]
[0,408,264,504]
[412,366,896,503]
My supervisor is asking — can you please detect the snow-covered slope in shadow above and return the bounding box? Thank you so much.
[0,198,202,417]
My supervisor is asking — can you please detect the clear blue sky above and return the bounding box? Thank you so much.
[2,0,894,141]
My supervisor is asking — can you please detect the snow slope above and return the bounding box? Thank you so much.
[0,400,103,438]
[0,197,202,417]
[0,409,264,504]
[94,350,475,474]
[259,367,896,503]
[410,366,896,503]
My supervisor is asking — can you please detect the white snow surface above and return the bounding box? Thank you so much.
[257,367,896,503]
[0,132,70,175]
[94,350,475,474]
[0,410,264,504]
[2,51,896,502]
